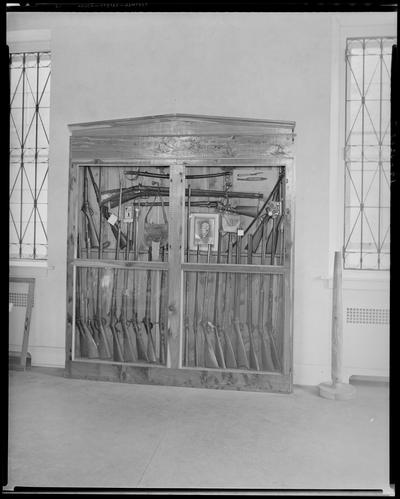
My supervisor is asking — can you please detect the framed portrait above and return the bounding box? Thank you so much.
[189,213,219,251]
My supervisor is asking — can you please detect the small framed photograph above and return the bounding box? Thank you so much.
[189,213,219,251]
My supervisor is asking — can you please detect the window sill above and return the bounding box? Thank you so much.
[318,271,390,291]
[9,260,55,278]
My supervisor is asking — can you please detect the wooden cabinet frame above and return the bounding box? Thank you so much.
[66,114,295,393]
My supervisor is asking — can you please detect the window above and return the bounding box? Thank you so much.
[343,37,395,270]
[9,51,51,260]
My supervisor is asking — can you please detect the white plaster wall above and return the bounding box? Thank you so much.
[7,12,394,383]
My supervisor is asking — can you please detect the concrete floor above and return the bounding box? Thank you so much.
[5,368,390,492]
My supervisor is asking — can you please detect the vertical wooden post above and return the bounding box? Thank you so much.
[319,250,356,400]
[331,250,343,385]
[166,163,185,369]
[19,279,35,370]
[9,277,35,370]
[65,160,79,376]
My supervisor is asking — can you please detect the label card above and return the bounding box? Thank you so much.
[107,213,118,226]
[123,205,133,222]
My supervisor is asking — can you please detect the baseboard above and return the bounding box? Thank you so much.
[293,363,332,386]
[349,374,389,385]
[8,345,65,369]
[294,363,389,386]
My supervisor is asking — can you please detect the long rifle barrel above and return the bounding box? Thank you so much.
[101,186,263,208]
[125,170,231,180]
[114,201,257,218]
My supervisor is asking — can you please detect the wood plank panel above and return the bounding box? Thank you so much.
[182,263,287,274]
[71,135,294,162]
[166,164,185,368]
[72,259,168,270]
[74,159,291,168]
[69,360,292,393]
[65,158,79,373]
[69,113,295,138]
[67,116,295,392]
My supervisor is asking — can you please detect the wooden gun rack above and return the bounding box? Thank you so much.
[66,114,295,393]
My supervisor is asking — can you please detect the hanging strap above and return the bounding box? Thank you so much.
[144,188,168,225]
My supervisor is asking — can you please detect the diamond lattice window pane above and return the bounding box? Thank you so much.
[344,37,395,270]
[9,51,51,260]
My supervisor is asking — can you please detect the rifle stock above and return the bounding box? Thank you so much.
[80,319,99,359]
[80,270,99,359]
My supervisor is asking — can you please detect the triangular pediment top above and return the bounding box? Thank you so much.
[68,113,296,137]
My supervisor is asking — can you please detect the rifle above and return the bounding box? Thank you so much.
[207,230,226,369]
[234,172,285,251]
[125,170,231,180]
[192,245,201,367]
[130,206,148,362]
[108,178,125,362]
[77,268,99,359]
[77,262,99,359]
[158,243,168,365]
[183,184,191,366]
[199,244,219,369]
[265,214,282,372]
[87,166,128,250]
[245,234,260,370]
[81,167,99,249]
[112,201,258,219]
[74,234,84,357]
[101,185,263,209]
[80,182,102,357]
[232,234,249,369]
[143,246,157,363]
[257,221,275,371]
[220,232,237,368]
[120,214,138,362]
[93,166,113,359]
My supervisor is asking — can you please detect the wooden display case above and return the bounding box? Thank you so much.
[66,114,295,393]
